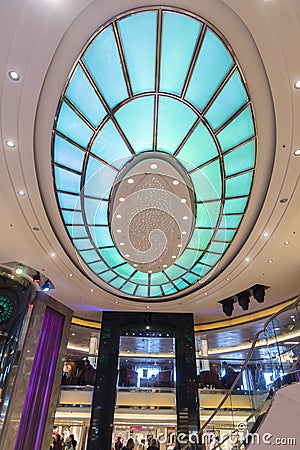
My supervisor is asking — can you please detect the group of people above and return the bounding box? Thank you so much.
[115,437,163,450]
[61,359,96,386]
[50,433,77,450]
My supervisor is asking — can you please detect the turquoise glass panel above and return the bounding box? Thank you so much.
[191,263,211,277]
[80,249,99,263]
[173,278,189,289]
[195,201,221,228]
[157,96,197,154]
[201,252,221,267]
[55,167,81,194]
[220,214,243,229]
[83,26,128,109]
[91,227,114,248]
[205,70,248,130]
[100,247,125,266]
[58,192,80,210]
[224,139,255,176]
[176,249,199,268]
[185,29,233,111]
[191,160,222,201]
[114,264,135,278]
[150,285,163,297]
[162,283,177,295]
[61,210,84,224]
[183,272,199,284]
[177,122,218,171]
[218,106,255,152]
[223,197,248,214]
[121,282,136,295]
[151,272,169,285]
[91,121,132,169]
[226,172,253,197]
[99,270,116,282]
[89,260,109,273]
[66,65,107,127]
[136,285,148,297]
[74,239,93,251]
[66,225,88,239]
[214,228,236,242]
[56,102,93,148]
[84,156,117,199]
[164,265,186,278]
[130,272,148,285]
[84,198,108,225]
[115,96,154,153]
[188,229,201,249]
[160,12,201,95]
[118,12,156,94]
[208,241,229,254]
[190,229,213,250]
[54,135,85,172]
[110,277,126,289]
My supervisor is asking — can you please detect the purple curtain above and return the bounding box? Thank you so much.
[14,306,65,450]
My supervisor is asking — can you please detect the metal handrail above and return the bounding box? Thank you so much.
[183,295,300,449]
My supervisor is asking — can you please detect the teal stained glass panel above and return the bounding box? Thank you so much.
[214,228,236,242]
[66,225,88,239]
[84,198,108,225]
[54,135,84,172]
[74,239,93,251]
[57,192,80,210]
[183,272,199,284]
[114,264,135,278]
[100,247,125,267]
[151,272,169,285]
[173,278,189,289]
[191,160,222,201]
[160,12,201,95]
[201,252,221,267]
[164,265,186,278]
[118,12,156,94]
[110,277,126,289]
[130,272,148,285]
[99,270,116,282]
[177,122,218,171]
[83,26,128,108]
[218,106,254,152]
[54,167,81,194]
[115,96,154,153]
[89,260,109,273]
[80,249,99,263]
[176,249,199,268]
[220,214,243,229]
[185,29,233,111]
[56,102,93,148]
[223,197,248,214]
[191,263,211,276]
[188,229,201,249]
[162,283,177,295]
[66,65,107,127]
[121,282,136,295]
[150,285,163,296]
[61,210,84,225]
[226,172,253,197]
[192,229,213,250]
[157,96,197,154]
[196,201,221,228]
[84,156,117,199]
[91,121,132,169]
[208,241,229,254]
[205,70,248,130]
[136,285,149,297]
[224,139,255,176]
[92,227,114,248]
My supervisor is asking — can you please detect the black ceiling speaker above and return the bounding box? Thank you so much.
[238,291,250,310]
[220,298,235,317]
[252,284,266,303]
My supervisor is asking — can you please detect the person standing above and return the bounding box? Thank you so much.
[254,363,266,390]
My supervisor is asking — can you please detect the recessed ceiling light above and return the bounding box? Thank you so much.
[172,180,179,185]
[180,198,187,203]
[8,69,20,81]
[181,231,187,235]
[226,277,231,281]
[182,216,188,220]
[119,197,125,202]
[171,255,176,259]
[116,229,122,233]
[284,241,290,245]
[90,288,94,293]
[294,79,300,89]
[116,214,122,219]
[162,264,168,268]
[146,305,150,309]
[150,163,157,169]
[50,252,56,257]
[177,243,182,248]
[294,149,300,156]
[119,242,124,246]
[148,270,152,273]
[115,300,119,304]
[71,333,76,336]
[17,190,25,196]
[5,140,15,148]
[204,292,208,296]
[124,254,129,257]
[69,273,73,277]
[268,259,273,263]
[133,263,138,267]
[245,257,250,262]
[263,232,269,237]
[127,178,134,184]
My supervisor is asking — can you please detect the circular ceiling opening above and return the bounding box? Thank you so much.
[52,7,256,301]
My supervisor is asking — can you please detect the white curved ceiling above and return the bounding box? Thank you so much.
[0,0,299,323]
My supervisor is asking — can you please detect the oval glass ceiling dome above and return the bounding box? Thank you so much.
[52,7,256,301]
